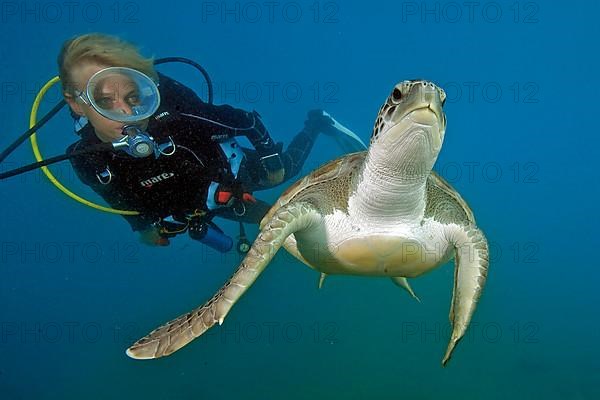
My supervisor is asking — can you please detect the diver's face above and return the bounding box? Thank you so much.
[65,61,149,142]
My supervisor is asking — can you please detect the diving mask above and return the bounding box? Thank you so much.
[75,67,160,123]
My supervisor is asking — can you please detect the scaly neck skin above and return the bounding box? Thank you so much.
[349,132,435,225]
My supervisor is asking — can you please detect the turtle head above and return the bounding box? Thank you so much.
[369,80,446,180]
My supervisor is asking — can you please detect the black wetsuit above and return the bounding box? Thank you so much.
[67,73,318,232]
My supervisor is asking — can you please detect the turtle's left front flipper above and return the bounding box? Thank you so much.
[442,224,489,366]
[126,201,321,360]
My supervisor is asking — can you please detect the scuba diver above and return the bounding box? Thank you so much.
[0,33,366,252]
[50,33,364,251]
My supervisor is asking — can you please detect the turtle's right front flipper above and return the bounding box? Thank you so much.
[442,224,489,366]
[126,201,321,360]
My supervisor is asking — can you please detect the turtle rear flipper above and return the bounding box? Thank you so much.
[126,202,322,360]
[390,277,420,302]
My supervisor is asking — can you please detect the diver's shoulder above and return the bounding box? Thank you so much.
[158,73,203,101]
[157,72,251,122]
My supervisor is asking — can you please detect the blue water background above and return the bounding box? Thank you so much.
[1,1,598,398]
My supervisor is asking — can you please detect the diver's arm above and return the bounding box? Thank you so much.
[159,73,272,149]
[191,106,285,185]
[159,74,285,185]
[238,110,285,186]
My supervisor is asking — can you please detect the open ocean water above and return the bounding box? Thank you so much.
[1,1,598,399]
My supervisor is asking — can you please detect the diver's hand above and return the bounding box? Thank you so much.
[259,152,285,186]
[304,109,335,135]
[139,227,170,247]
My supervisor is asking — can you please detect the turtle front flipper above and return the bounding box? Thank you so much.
[126,201,322,360]
[442,224,489,366]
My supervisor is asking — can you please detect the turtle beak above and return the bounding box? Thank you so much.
[411,82,445,125]
[400,81,446,153]
[427,102,445,131]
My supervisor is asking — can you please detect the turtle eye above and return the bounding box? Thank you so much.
[392,88,403,103]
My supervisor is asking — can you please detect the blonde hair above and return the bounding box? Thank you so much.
[58,33,158,96]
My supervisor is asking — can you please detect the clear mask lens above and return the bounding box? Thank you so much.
[85,67,160,123]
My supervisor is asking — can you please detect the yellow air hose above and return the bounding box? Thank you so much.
[29,76,139,215]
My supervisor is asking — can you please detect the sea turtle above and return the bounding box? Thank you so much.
[126,80,489,366]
